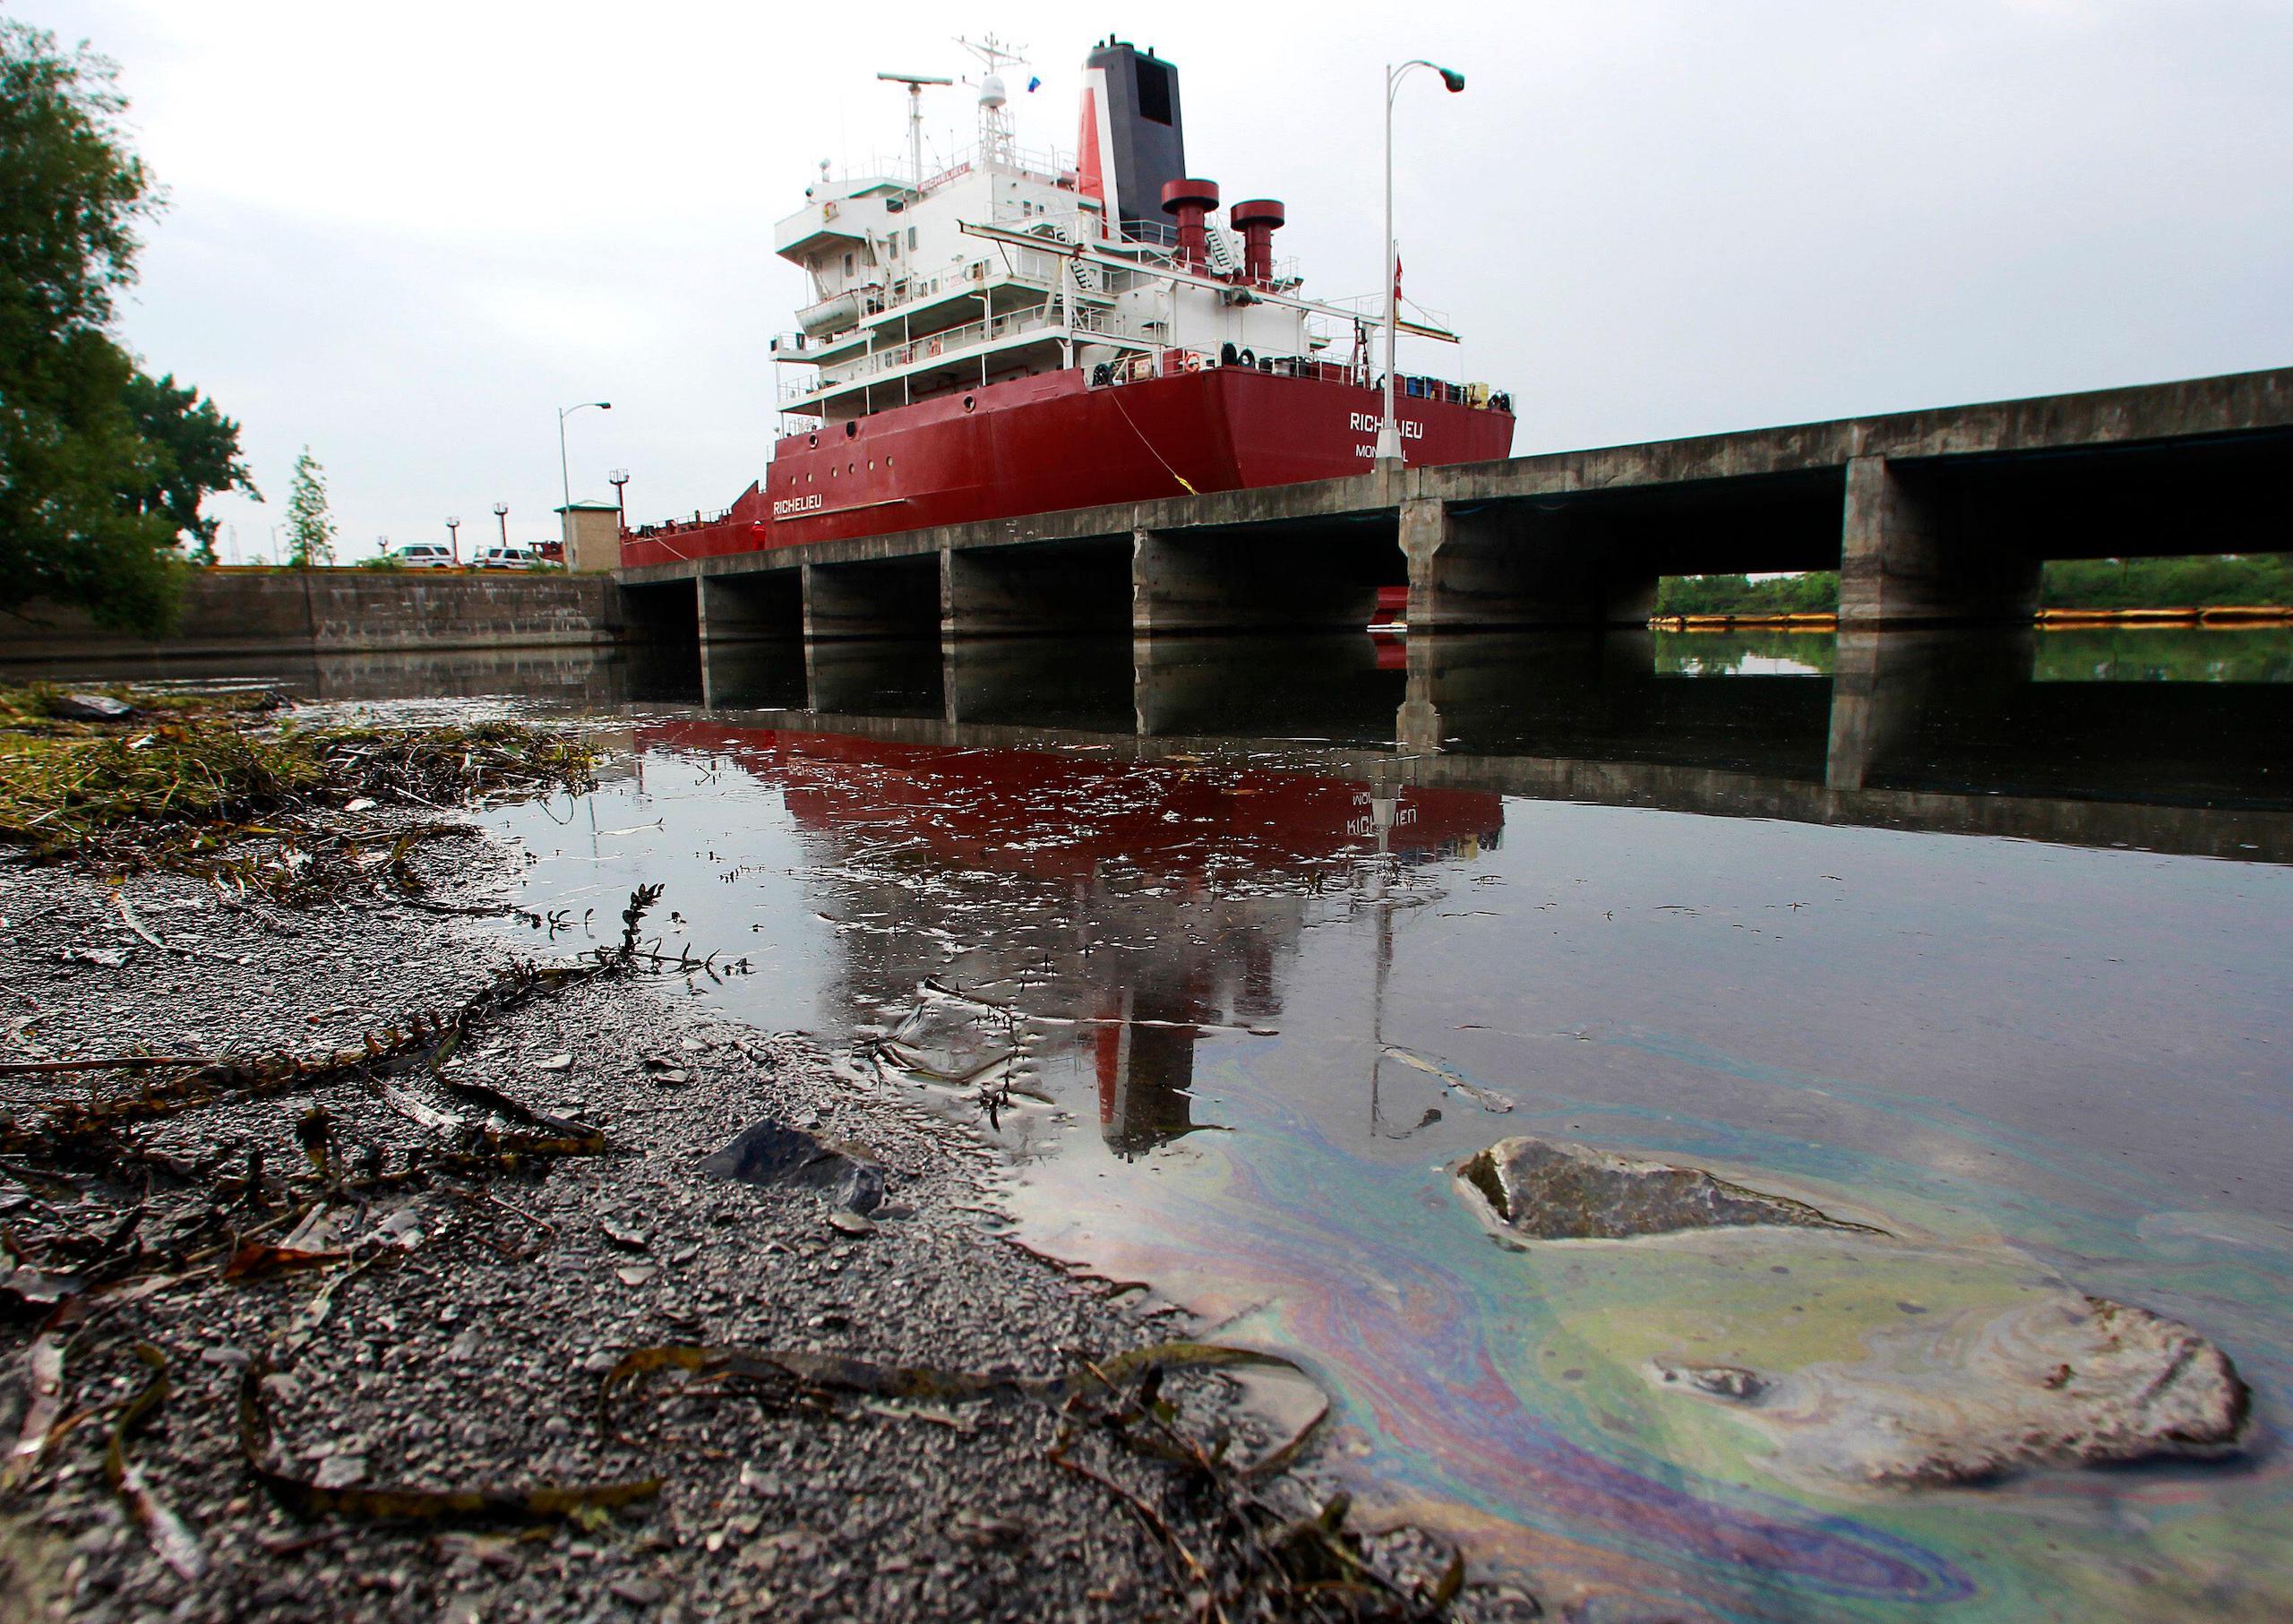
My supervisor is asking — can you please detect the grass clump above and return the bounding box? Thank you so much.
[0,683,597,880]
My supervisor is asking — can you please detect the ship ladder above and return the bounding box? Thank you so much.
[1044,222,1099,293]
[1204,227,1241,277]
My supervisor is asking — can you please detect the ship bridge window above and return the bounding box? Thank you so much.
[843,253,855,276]
[906,227,917,251]
[888,233,899,260]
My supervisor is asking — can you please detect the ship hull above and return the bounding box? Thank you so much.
[619,367,1513,570]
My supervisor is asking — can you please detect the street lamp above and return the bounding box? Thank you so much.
[558,400,612,513]
[492,502,509,550]
[445,515,461,566]
[1376,59,1465,467]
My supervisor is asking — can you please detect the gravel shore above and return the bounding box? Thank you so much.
[0,802,1528,1624]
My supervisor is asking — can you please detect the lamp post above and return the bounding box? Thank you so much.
[608,469,630,530]
[492,503,509,551]
[445,515,461,566]
[1376,59,1465,467]
[558,400,612,513]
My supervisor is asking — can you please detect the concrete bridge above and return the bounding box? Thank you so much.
[618,366,2293,639]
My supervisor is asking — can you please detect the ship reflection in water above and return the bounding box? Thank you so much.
[490,627,2293,1622]
[636,714,1502,1161]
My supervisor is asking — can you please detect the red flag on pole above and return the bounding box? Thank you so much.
[1394,252,1404,303]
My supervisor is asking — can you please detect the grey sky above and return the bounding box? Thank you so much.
[22,0,2293,562]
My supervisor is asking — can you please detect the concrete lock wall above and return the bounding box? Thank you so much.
[2,571,627,663]
[612,366,2293,640]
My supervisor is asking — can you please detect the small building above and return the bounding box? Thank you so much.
[555,500,621,573]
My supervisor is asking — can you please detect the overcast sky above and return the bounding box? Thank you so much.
[21,0,2293,562]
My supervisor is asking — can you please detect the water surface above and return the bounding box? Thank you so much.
[253,629,2293,1620]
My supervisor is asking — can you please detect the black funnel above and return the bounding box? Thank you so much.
[1086,40,1187,243]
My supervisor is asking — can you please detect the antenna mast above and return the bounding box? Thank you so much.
[876,71,955,193]
[955,34,1029,168]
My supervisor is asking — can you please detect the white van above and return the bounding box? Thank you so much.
[392,543,455,569]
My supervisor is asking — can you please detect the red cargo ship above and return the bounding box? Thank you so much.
[622,37,1514,571]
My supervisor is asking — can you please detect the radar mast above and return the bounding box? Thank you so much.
[956,33,1030,168]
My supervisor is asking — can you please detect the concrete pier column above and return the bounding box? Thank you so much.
[1838,456,2041,626]
[1132,527,1256,634]
[1827,627,2037,789]
[1397,630,1442,752]
[1402,498,1658,630]
[697,571,799,645]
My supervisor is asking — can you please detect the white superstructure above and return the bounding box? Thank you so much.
[766,38,1443,433]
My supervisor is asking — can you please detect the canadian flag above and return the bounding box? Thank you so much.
[1394,250,1404,303]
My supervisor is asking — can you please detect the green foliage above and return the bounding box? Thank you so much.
[1656,572,1839,616]
[2039,554,2293,609]
[1653,631,1837,675]
[2032,628,2293,683]
[0,21,148,336]
[284,447,336,568]
[0,21,252,632]
[355,551,404,571]
[122,371,259,564]
[1658,558,2293,618]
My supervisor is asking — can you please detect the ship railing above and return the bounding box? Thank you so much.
[1086,349,1368,388]
[919,142,1075,193]
[809,305,1072,389]
[630,504,738,537]
[1077,349,1505,410]
[1318,289,1458,336]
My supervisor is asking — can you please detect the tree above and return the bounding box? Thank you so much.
[122,371,259,565]
[0,20,253,631]
[283,448,335,568]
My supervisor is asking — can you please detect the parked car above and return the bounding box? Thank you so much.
[392,543,456,569]
[476,546,537,570]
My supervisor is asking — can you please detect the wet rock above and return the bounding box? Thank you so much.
[599,1216,650,1251]
[699,1118,884,1212]
[1657,1363,1766,1403]
[313,1455,368,1491]
[1657,1293,2249,1486]
[1458,1135,1874,1241]
[48,692,136,722]
[60,947,129,968]
[608,1575,666,1607]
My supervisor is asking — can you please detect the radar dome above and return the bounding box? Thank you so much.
[978,73,1006,108]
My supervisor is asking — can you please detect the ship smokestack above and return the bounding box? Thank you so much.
[1231,198,1284,285]
[1082,39,1186,241]
[1161,178,1219,272]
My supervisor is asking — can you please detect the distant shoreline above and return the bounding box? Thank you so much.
[1652,606,2293,632]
